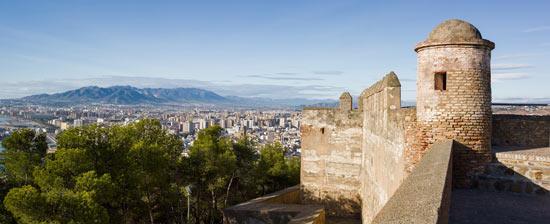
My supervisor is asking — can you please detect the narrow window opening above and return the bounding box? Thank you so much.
[435,72,447,91]
[320,128,325,134]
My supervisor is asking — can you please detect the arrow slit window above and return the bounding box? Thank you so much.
[435,72,447,91]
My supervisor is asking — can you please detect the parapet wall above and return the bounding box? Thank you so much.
[492,114,550,148]
[300,107,363,217]
[371,140,454,224]
[359,72,412,223]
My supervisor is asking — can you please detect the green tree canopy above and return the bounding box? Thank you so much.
[2,121,300,224]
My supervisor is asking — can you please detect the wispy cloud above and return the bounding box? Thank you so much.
[492,73,531,82]
[244,74,324,81]
[523,26,550,33]
[275,72,299,75]
[492,63,533,70]
[312,70,344,76]
[494,53,545,60]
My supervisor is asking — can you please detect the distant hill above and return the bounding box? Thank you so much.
[20,86,227,105]
[12,86,336,108]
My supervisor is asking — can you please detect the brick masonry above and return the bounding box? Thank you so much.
[492,114,550,148]
[415,45,493,188]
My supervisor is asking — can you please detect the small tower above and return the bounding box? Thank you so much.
[339,92,353,111]
[414,19,495,187]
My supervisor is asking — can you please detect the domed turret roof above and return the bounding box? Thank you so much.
[427,19,482,42]
[415,19,494,51]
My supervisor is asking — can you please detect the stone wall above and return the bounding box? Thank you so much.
[300,107,363,217]
[416,45,493,187]
[359,72,409,223]
[492,114,550,147]
[371,140,454,224]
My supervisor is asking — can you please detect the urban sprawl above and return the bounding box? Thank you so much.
[0,105,302,156]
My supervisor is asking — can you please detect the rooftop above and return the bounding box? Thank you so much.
[415,19,495,51]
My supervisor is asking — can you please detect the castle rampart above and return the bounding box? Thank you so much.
[358,72,411,223]
[224,19,549,224]
[300,106,363,217]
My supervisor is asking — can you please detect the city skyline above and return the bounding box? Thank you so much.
[1,1,549,102]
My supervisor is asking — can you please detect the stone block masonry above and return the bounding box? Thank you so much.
[301,107,363,217]
[371,140,454,224]
[358,72,409,223]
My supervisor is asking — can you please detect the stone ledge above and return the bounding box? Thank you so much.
[223,185,326,224]
[371,139,454,224]
[495,147,550,163]
[493,114,550,121]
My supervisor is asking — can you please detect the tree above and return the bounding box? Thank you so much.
[2,120,301,224]
[183,129,301,223]
[1,129,47,185]
[0,129,48,223]
[183,126,237,223]
[254,142,300,195]
[3,120,186,224]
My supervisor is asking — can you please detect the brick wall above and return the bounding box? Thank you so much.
[492,114,550,147]
[416,45,493,187]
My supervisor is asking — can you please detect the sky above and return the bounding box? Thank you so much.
[0,0,549,102]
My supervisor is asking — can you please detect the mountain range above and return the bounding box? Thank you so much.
[7,86,335,107]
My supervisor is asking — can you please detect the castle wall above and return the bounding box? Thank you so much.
[416,46,493,187]
[359,73,410,224]
[492,114,550,147]
[300,108,363,217]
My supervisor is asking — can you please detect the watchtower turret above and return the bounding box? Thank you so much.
[414,19,495,187]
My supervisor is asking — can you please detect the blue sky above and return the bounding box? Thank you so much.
[0,0,549,101]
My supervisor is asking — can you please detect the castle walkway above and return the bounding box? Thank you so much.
[450,188,550,224]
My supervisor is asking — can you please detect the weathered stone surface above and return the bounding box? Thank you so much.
[301,108,363,217]
[371,140,454,224]
[339,92,353,111]
[359,72,408,223]
[492,115,550,148]
[223,186,325,224]
[415,19,494,52]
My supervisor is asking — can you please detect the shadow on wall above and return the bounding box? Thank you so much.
[472,162,548,195]
[301,190,361,218]
[450,163,550,224]
[452,141,491,188]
